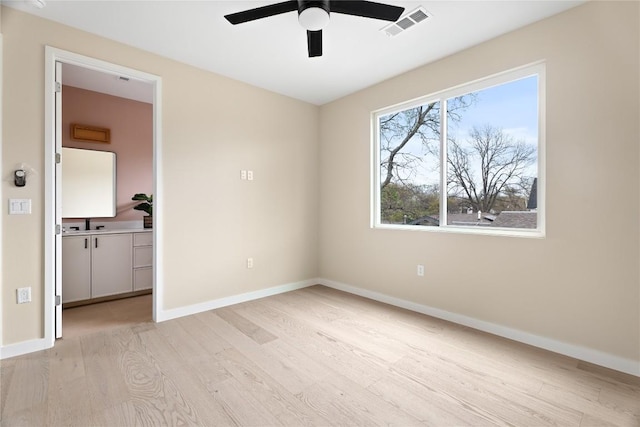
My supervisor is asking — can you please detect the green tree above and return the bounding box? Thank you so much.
[381,183,439,224]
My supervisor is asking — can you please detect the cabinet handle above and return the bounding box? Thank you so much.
[84,238,88,249]
[95,237,98,249]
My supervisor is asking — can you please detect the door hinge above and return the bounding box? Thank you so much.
[56,224,61,235]
[55,82,61,93]
[55,295,61,306]
[55,152,61,164]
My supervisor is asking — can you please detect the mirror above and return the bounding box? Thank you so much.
[62,147,116,218]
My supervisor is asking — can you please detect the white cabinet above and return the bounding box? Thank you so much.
[91,234,133,298]
[62,232,134,304]
[133,232,153,291]
[61,236,91,303]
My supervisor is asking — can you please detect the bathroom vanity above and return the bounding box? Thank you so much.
[62,229,152,306]
[60,147,152,307]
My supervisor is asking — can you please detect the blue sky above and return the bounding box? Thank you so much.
[449,75,539,145]
[391,75,539,186]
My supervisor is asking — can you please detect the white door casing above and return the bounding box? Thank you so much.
[54,61,62,338]
[44,46,163,348]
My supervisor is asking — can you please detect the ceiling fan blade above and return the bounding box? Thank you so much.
[225,1,297,24]
[329,0,404,22]
[307,30,323,57]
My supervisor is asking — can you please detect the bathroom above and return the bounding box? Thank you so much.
[60,63,153,338]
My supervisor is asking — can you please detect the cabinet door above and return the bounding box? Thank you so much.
[134,267,153,291]
[62,236,91,303]
[91,234,133,298]
[133,246,153,268]
[134,231,153,246]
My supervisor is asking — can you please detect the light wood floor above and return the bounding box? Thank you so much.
[62,294,152,339]
[1,285,638,426]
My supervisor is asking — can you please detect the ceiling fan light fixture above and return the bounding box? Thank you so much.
[298,0,330,31]
[298,6,330,30]
[225,0,405,57]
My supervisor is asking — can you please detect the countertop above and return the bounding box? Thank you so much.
[62,228,152,236]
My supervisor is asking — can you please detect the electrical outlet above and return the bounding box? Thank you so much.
[240,170,247,180]
[17,287,32,304]
[417,265,425,277]
[247,257,254,269]
[247,170,254,181]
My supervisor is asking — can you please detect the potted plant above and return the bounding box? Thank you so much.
[132,193,153,228]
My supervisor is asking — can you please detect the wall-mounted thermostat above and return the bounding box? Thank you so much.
[14,170,26,187]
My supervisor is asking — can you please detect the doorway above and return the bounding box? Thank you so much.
[44,47,163,345]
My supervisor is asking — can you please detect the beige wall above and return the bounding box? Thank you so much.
[1,7,319,344]
[319,1,640,363]
[62,86,153,223]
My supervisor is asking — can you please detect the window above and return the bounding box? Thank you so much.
[373,63,544,236]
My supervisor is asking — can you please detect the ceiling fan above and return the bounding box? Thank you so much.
[224,0,405,58]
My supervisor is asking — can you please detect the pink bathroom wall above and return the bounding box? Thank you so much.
[62,85,152,223]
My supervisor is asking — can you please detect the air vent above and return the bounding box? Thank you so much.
[381,6,431,37]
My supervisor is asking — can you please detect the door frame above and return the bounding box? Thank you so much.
[0,34,4,355]
[44,46,163,346]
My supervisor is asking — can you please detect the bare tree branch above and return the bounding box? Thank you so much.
[447,124,536,212]
[380,95,474,190]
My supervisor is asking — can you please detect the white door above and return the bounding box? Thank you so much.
[54,61,63,339]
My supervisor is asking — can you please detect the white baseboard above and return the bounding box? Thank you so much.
[1,338,51,360]
[155,279,317,322]
[318,278,640,378]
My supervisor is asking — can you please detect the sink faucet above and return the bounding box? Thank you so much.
[85,218,91,231]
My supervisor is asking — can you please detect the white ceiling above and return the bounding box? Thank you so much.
[61,63,154,104]
[5,0,585,105]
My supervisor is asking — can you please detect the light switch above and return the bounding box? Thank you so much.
[9,199,32,215]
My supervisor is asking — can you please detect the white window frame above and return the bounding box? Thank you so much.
[372,62,545,238]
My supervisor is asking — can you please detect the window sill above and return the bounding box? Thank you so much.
[373,223,545,239]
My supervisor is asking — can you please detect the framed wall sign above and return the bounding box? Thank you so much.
[71,123,111,143]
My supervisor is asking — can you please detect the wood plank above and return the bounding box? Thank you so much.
[79,330,132,413]
[196,310,324,394]
[215,306,278,345]
[366,375,497,425]
[237,300,388,388]
[46,339,93,426]
[0,358,17,418]
[137,327,238,425]
[152,317,213,362]
[261,293,406,362]
[539,382,638,426]
[176,314,233,355]
[0,403,48,426]
[394,353,584,426]
[1,351,49,421]
[117,331,202,425]
[296,376,423,426]
[93,400,138,427]
[217,347,330,425]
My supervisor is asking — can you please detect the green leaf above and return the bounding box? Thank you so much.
[132,193,151,201]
